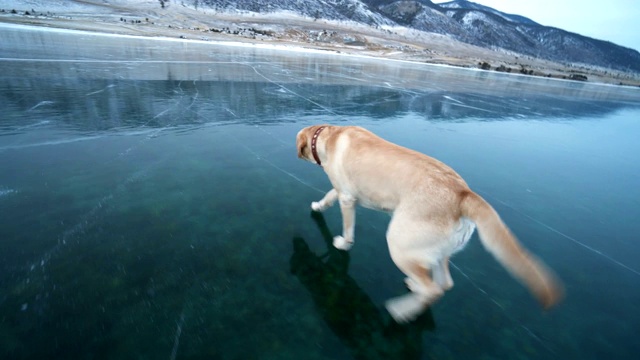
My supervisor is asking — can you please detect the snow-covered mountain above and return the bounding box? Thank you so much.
[197,0,395,26]
[196,0,640,72]
[438,0,540,26]
[438,1,639,72]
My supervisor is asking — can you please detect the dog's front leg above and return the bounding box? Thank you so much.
[333,193,356,251]
[311,188,338,212]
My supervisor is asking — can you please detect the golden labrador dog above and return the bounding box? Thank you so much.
[296,124,563,322]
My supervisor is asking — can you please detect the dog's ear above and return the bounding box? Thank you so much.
[296,129,308,159]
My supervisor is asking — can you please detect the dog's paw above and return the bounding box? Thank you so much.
[333,236,353,251]
[311,201,324,212]
[385,293,426,324]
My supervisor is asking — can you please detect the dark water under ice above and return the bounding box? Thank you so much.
[1,24,640,359]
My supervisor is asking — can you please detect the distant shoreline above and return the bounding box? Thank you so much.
[0,21,460,70]
[1,4,639,88]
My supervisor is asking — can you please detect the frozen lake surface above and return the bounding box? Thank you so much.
[1,24,640,359]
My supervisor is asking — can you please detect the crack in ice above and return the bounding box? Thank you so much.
[450,261,557,355]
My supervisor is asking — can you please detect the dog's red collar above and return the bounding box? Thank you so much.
[311,126,325,166]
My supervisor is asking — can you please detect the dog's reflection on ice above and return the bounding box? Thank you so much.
[290,212,435,360]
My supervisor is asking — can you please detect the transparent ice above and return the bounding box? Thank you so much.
[1,23,640,359]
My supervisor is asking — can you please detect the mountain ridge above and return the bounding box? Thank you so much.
[196,0,640,72]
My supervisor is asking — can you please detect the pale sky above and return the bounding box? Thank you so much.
[432,0,640,51]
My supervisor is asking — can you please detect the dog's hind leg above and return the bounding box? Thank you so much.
[432,256,454,291]
[385,253,444,323]
[384,214,445,322]
[311,188,338,212]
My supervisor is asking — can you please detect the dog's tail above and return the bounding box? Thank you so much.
[460,191,563,308]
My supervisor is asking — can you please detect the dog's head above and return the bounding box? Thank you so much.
[296,125,329,164]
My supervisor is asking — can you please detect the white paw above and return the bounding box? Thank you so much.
[332,236,353,251]
[385,293,426,323]
[311,201,324,212]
